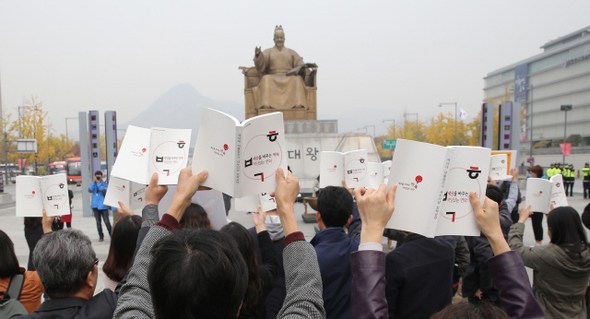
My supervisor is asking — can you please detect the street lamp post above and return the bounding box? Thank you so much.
[403,112,419,141]
[560,104,572,163]
[364,125,376,138]
[382,119,396,136]
[439,102,458,145]
[527,85,534,158]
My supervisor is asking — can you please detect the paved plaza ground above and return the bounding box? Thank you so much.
[1,181,589,295]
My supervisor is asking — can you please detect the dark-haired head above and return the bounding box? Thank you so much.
[0,230,20,278]
[220,222,261,318]
[179,204,212,230]
[148,228,248,319]
[317,186,353,228]
[530,166,543,178]
[103,215,142,282]
[24,217,42,229]
[486,184,504,206]
[548,206,589,256]
[431,301,509,319]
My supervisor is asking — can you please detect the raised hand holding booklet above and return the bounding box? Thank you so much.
[16,174,69,217]
[192,108,287,198]
[526,176,568,213]
[385,139,491,237]
[111,126,192,185]
[319,150,369,189]
[103,176,147,210]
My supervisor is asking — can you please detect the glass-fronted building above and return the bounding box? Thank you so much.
[483,25,590,158]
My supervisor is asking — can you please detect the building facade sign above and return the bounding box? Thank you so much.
[514,64,528,104]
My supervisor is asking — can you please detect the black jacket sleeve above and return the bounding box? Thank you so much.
[257,230,280,295]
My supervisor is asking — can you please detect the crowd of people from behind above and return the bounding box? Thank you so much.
[0,161,589,318]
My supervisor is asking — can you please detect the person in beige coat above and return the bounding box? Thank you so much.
[509,205,590,319]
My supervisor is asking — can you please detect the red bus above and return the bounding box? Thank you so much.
[48,161,67,175]
[66,157,82,185]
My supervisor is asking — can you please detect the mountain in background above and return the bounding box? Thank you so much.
[124,83,244,142]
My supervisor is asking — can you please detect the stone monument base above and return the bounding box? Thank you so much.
[284,120,380,194]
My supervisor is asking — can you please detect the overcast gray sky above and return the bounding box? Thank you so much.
[1,0,589,138]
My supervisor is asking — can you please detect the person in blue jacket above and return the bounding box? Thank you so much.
[89,170,111,242]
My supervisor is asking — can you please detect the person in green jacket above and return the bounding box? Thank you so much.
[547,163,555,178]
[510,205,590,319]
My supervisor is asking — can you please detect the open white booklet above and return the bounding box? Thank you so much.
[489,154,512,180]
[234,193,277,212]
[16,174,69,217]
[526,175,568,214]
[549,175,569,208]
[111,126,192,185]
[385,139,491,237]
[319,150,369,189]
[192,108,287,198]
[367,161,392,189]
[103,176,147,211]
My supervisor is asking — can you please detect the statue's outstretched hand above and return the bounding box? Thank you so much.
[255,46,261,57]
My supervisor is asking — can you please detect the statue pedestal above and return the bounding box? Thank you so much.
[284,121,380,194]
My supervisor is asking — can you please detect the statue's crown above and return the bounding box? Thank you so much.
[275,25,283,33]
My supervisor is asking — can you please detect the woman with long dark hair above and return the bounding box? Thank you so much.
[510,205,590,318]
[0,230,45,313]
[220,208,279,319]
[179,203,212,229]
[102,215,142,291]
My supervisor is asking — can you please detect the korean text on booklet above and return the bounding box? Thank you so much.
[385,139,491,237]
[111,126,192,185]
[234,193,277,212]
[526,176,568,213]
[16,174,69,217]
[319,150,369,189]
[192,108,287,198]
[367,161,392,189]
[103,176,147,210]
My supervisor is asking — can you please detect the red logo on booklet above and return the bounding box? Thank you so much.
[224,144,229,151]
[415,176,423,184]
[142,148,147,153]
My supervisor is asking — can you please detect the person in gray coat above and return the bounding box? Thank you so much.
[510,205,590,319]
[113,167,326,319]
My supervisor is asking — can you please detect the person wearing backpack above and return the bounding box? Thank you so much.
[0,230,45,314]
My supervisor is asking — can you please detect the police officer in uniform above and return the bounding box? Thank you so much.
[547,164,555,178]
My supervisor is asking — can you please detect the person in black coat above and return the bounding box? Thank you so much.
[385,232,455,319]
[222,208,279,319]
[248,212,285,319]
